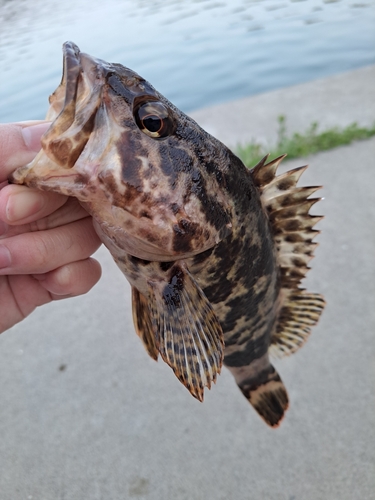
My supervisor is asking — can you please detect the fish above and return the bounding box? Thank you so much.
[10,42,325,427]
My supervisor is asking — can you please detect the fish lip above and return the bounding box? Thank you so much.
[39,42,107,169]
[63,41,81,71]
[61,41,81,111]
[62,41,102,92]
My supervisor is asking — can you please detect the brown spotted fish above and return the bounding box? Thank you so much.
[10,42,325,427]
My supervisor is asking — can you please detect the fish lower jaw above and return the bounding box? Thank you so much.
[9,166,84,196]
[92,218,215,263]
[92,218,176,262]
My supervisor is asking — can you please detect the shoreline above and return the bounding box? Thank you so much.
[190,64,375,149]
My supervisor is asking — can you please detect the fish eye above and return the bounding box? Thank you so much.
[134,101,174,139]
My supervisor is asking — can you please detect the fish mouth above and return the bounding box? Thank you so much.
[40,41,106,169]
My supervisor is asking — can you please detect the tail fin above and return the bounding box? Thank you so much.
[237,363,289,427]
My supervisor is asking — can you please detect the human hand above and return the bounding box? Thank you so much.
[0,121,102,333]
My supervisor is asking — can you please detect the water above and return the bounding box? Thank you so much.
[0,0,374,122]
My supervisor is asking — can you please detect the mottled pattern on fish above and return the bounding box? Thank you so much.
[10,42,325,427]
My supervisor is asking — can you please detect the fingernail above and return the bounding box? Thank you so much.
[21,122,51,152]
[0,245,11,269]
[6,191,46,222]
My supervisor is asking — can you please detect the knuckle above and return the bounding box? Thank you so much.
[30,232,57,268]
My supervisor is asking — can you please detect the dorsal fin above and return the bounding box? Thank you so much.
[251,155,325,357]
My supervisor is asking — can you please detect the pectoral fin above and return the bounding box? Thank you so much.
[147,264,224,401]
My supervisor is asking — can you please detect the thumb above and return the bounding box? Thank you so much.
[0,121,51,179]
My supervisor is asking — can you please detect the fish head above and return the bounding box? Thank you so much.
[11,41,233,261]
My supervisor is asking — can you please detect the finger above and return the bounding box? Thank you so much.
[0,183,68,226]
[33,257,102,297]
[0,193,89,240]
[0,258,102,334]
[0,274,53,333]
[0,197,88,239]
[0,217,101,275]
[0,121,51,178]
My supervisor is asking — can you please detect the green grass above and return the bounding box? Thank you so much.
[236,115,375,168]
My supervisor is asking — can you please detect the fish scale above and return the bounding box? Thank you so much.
[10,42,325,427]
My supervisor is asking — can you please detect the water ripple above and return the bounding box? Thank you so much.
[0,0,374,122]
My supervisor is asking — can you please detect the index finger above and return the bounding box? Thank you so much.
[0,121,51,181]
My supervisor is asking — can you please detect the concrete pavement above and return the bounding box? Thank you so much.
[0,67,374,499]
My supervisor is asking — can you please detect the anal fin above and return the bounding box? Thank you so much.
[147,264,224,402]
